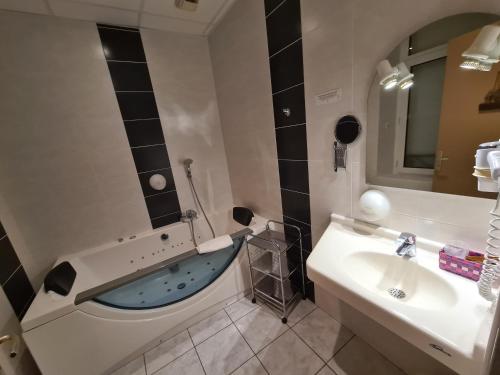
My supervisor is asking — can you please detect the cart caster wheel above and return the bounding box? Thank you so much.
[281,317,287,324]
[251,297,256,304]
[302,295,307,300]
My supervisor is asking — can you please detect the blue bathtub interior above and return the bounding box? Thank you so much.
[93,237,244,309]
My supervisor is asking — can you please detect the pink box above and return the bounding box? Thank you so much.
[439,250,483,281]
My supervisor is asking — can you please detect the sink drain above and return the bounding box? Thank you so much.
[388,288,406,299]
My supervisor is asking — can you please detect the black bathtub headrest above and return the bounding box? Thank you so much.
[44,261,76,296]
[233,207,254,226]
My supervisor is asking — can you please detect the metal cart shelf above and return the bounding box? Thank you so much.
[246,220,306,323]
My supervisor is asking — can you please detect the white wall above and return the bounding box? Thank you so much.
[141,28,234,233]
[0,11,232,288]
[0,11,149,287]
[209,0,283,221]
[207,0,499,257]
[301,0,500,251]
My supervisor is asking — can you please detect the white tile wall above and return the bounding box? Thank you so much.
[209,0,283,221]
[0,11,151,286]
[300,0,500,250]
[0,11,234,288]
[141,28,234,222]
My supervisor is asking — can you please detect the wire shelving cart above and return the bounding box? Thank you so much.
[246,220,306,323]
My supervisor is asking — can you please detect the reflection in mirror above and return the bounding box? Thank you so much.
[367,13,500,199]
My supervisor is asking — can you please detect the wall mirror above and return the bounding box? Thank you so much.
[367,13,500,199]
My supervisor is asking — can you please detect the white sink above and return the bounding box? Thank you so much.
[344,251,458,310]
[306,214,497,375]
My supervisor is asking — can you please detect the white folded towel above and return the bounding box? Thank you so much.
[197,235,233,254]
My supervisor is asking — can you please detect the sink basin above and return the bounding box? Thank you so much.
[344,252,458,310]
[306,214,496,375]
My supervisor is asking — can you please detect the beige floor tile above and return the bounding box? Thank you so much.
[232,356,267,375]
[286,298,317,326]
[188,309,232,345]
[111,356,146,375]
[225,296,259,321]
[292,308,353,361]
[235,306,289,352]
[144,330,193,374]
[328,336,405,375]
[154,349,204,375]
[316,365,336,375]
[257,330,324,375]
[196,324,253,375]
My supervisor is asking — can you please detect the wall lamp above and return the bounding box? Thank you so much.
[460,24,500,72]
[377,60,414,90]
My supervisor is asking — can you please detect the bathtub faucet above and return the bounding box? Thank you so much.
[181,209,198,222]
[181,209,198,247]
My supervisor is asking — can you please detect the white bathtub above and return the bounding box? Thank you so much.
[21,210,266,375]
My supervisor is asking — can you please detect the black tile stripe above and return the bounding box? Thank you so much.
[116,92,160,120]
[278,159,309,194]
[3,266,35,319]
[131,144,171,173]
[275,124,308,160]
[264,0,313,300]
[98,27,145,62]
[107,61,153,92]
[269,40,304,94]
[0,221,35,320]
[264,0,285,16]
[283,215,312,252]
[97,24,181,229]
[0,236,21,286]
[266,0,301,56]
[272,83,306,127]
[125,119,165,147]
[145,191,182,219]
[280,188,311,224]
[152,212,182,229]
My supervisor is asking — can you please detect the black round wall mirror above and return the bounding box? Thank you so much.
[335,115,361,144]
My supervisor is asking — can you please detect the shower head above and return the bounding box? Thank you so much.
[183,158,193,177]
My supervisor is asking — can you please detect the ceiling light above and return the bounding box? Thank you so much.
[460,24,500,71]
[377,60,398,90]
[175,0,199,12]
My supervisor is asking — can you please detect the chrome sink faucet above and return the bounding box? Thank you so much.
[395,232,417,257]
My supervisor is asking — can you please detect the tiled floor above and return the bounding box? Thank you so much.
[111,295,406,375]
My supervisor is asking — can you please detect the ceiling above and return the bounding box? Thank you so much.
[0,0,236,35]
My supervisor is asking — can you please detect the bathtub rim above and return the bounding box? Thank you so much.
[75,228,252,306]
[21,213,267,332]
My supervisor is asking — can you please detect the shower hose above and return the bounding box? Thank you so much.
[187,174,216,240]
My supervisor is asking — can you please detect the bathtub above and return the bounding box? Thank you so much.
[21,209,267,375]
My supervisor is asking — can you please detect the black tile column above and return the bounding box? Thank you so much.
[97,24,181,229]
[264,0,314,301]
[0,221,35,319]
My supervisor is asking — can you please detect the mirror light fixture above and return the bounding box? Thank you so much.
[377,60,414,90]
[377,60,398,90]
[460,24,500,72]
[396,62,414,89]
